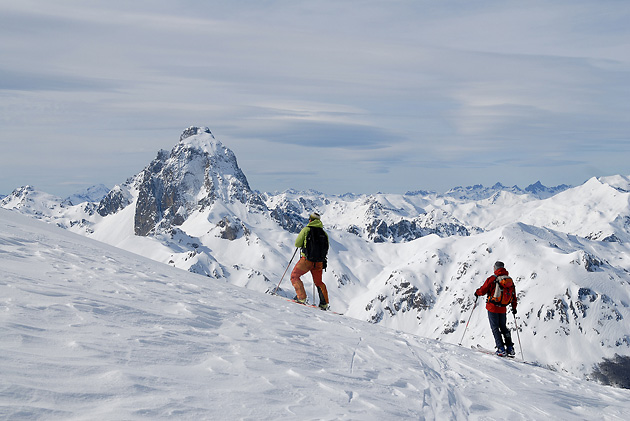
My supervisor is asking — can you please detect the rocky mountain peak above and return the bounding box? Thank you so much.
[176,126,228,158]
[133,126,263,236]
[524,180,571,198]
[180,126,214,141]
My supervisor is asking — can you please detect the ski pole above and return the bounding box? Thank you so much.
[272,247,299,295]
[458,295,478,346]
[513,311,524,360]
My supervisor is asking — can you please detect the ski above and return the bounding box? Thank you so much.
[266,289,342,314]
[472,345,523,362]
[268,292,341,315]
[284,298,343,315]
[285,297,320,309]
[472,344,496,356]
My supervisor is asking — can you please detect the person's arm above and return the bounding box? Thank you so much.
[475,276,494,296]
[294,227,309,248]
[511,284,518,313]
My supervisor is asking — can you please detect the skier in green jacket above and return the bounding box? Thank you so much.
[290,212,330,310]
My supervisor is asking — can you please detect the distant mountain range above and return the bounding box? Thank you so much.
[3,126,630,383]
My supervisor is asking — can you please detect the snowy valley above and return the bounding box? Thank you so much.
[3,126,630,395]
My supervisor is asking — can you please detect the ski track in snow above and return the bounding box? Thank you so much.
[2,209,630,420]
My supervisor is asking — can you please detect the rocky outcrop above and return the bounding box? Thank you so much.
[365,271,435,323]
[217,216,250,240]
[97,185,132,217]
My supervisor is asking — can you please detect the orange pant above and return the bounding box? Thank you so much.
[290,257,328,304]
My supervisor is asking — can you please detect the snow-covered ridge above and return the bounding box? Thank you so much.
[405,180,571,201]
[3,126,630,385]
[599,174,630,192]
[65,183,110,205]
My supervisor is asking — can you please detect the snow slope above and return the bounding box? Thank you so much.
[2,208,630,420]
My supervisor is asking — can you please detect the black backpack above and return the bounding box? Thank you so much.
[305,227,329,263]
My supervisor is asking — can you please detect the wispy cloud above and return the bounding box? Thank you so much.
[1,1,629,196]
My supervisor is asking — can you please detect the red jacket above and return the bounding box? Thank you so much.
[475,267,517,314]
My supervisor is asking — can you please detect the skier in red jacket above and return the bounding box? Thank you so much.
[475,261,517,356]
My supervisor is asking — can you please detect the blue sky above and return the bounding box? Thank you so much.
[1,0,629,197]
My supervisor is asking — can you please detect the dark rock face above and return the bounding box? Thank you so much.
[134,150,175,236]
[592,354,630,389]
[582,252,603,272]
[97,186,132,217]
[270,201,307,234]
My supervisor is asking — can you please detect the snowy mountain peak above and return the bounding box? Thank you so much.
[4,184,34,201]
[179,125,215,141]
[524,180,571,198]
[132,126,260,236]
[0,185,67,218]
[177,126,225,155]
[525,180,545,191]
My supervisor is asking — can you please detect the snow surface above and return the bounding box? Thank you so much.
[2,208,630,420]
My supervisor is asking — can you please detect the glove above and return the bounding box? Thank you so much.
[512,308,517,315]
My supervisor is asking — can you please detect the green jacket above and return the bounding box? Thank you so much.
[295,219,328,255]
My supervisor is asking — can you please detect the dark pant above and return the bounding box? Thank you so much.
[488,311,513,350]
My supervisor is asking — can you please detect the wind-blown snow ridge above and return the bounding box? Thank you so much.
[2,208,630,420]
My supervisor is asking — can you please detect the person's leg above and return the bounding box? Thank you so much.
[290,257,312,301]
[488,311,505,351]
[311,262,328,305]
[498,313,514,352]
